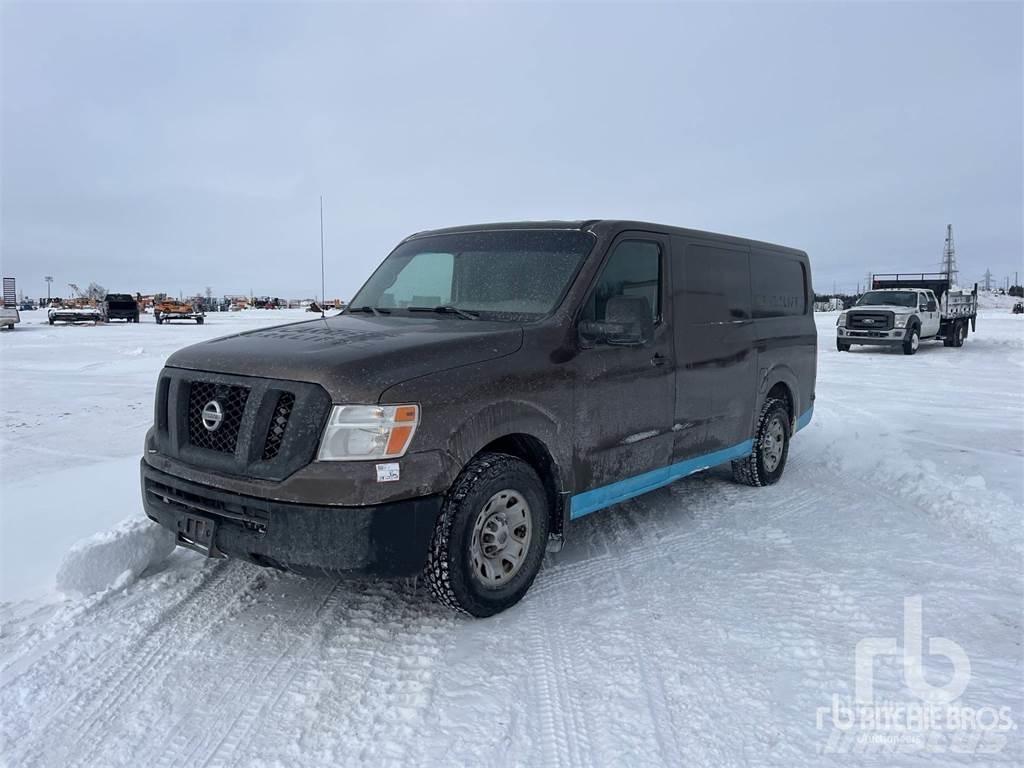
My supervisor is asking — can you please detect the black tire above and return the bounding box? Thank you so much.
[48,318,54,325]
[953,321,966,348]
[732,397,791,487]
[426,452,549,617]
[196,317,204,325]
[836,339,850,352]
[155,314,163,324]
[902,326,920,355]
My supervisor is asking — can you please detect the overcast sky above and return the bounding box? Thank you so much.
[2,2,1021,300]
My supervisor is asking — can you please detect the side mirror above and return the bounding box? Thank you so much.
[579,296,653,347]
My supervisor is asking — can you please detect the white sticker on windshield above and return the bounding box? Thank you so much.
[376,462,400,483]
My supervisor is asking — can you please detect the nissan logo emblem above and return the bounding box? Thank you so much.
[201,400,224,432]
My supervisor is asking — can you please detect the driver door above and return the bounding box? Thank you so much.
[571,234,676,518]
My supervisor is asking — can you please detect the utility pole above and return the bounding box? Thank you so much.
[44,275,53,304]
[982,268,993,292]
[940,224,958,286]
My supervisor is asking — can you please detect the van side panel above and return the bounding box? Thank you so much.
[670,236,758,457]
[749,248,817,430]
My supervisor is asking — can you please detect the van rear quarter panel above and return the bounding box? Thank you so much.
[750,249,817,428]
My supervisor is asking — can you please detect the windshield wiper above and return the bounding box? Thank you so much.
[347,305,391,316]
[408,305,479,320]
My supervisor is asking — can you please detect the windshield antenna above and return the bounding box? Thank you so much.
[319,195,326,319]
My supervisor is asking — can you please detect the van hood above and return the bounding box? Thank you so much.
[164,313,524,402]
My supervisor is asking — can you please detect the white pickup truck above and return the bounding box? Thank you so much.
[836,273,977,355]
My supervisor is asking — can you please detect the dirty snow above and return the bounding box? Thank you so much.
[1,307,1022,766]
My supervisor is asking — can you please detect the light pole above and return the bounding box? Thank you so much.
[45,275,53,305]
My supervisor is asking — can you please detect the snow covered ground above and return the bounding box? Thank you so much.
[1,307,1021,766]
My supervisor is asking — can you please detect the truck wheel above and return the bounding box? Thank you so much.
[836,340,850,352]
[196,317,204,325]
[902,327,920,355]
[426,452,549,617]
[953,321,966,348]
[732,397,790,487]
[155,315,163,325]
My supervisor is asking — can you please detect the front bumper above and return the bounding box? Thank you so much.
[141,461,443,576]
[837,327,908,345]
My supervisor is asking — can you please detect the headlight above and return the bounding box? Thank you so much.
[837,312,847,327]
[316,404,420,461]
[894,314,910,328]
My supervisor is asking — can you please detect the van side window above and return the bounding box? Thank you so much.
[582,240,661,324]
[751,251,807,317]
[679,244,750,323]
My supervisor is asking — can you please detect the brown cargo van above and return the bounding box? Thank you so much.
[141,221,817,616]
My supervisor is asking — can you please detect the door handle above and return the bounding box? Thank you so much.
[651,353,669,367]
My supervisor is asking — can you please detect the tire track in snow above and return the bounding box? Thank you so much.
[195,579,344,768]
[1,560,261,768]
[130,575,342,768]
[43,561,265,768]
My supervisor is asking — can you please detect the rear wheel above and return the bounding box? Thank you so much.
[953,321,966,347]
[732,397,791,487]
[426,452,548,617]
[903,327,920,355]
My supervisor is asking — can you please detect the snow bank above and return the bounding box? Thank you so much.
[55,517,176,598]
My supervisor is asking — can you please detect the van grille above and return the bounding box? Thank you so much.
[262,392,295,460]
[187,381,250,454]
[152,370,331,481]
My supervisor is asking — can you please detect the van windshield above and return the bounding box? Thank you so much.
[856,291,918,308]
[349,230,595,321]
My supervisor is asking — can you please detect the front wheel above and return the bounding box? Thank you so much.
[732,397,791,487]
[426,453,549,617]
[903,327,920,355]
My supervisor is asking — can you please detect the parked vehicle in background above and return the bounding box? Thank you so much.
[1013,302,1023,315]
[154,299,205,325]
[1,277,20,329]
[836,273,978,355]
[141,220,817,616]
[104,293,140,323]
[48,301,104,325]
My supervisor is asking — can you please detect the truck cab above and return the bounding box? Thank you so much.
[141,220,817,616]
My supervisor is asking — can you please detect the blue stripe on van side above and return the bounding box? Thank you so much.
[569,405,814,520]
[796,405,813,432]
[569,439,754,520]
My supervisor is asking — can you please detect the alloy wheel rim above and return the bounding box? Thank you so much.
[469,490,533,588]
[911,332,919,351]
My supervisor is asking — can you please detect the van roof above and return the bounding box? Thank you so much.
[406,220,806,257]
